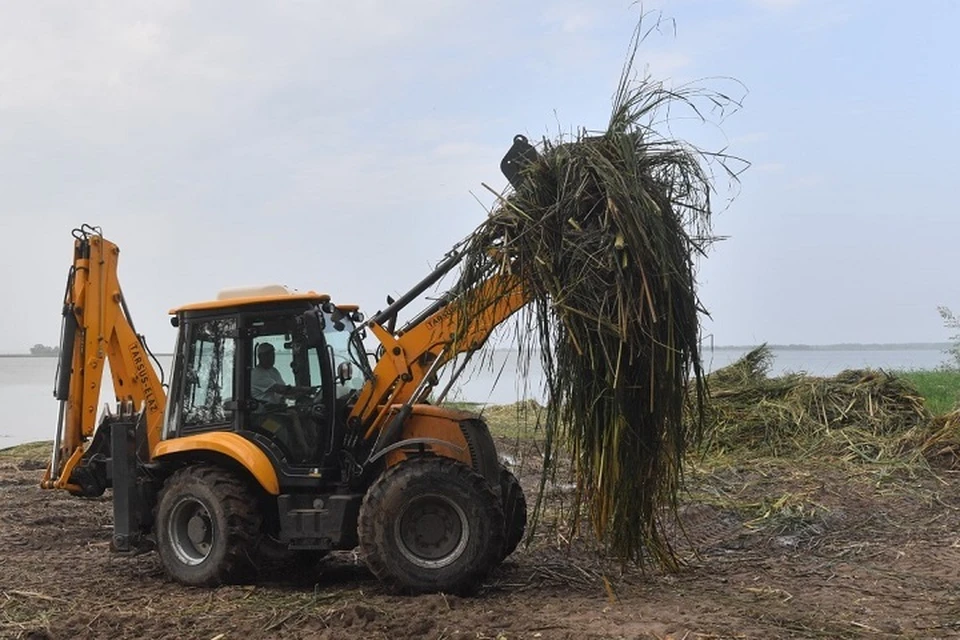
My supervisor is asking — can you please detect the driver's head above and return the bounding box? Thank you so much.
[256,342,276,368]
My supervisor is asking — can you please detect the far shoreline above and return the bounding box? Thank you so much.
[708,342,952,352]
[2,343,953,358]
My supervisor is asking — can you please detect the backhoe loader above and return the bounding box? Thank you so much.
[42,139,540,593]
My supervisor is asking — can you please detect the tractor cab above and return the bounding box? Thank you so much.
[166,285,371,486]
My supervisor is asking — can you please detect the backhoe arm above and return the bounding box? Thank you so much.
[42,227,166,492]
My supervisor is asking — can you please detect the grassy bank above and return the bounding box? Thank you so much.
[0,441,50,460]
[898,369,960,415]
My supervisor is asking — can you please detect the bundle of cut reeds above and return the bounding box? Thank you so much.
[451,30,738,567]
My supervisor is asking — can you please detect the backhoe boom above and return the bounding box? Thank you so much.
[42,227,166,492]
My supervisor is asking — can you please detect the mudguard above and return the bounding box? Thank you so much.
[153,432,280,495]
[384,404,501,488]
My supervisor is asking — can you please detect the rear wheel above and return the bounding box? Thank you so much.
[155,465,261,586]
[358,457,505,594]
[498,466,527,561]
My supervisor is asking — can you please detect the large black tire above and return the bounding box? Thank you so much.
[358,457,505,595]
[155,465,261,586]
[498,466,527,561]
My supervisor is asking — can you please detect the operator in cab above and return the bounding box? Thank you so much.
[250,342,313,458]
[251,343,295,404]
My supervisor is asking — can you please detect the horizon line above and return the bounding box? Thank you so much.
[3,341,954,358]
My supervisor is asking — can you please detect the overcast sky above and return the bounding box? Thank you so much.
[1,0,957,353]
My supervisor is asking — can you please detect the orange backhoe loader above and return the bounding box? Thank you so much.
[42,138,541,594]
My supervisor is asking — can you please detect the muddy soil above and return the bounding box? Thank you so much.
[2,441,960,640]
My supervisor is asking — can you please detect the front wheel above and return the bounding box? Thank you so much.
[358,457,505,594]
[155,465,261,586]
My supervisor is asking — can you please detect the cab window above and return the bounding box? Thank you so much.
[324,321,367,397]
[181,318,236,429]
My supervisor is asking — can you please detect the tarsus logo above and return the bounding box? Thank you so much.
[129,341,160,414]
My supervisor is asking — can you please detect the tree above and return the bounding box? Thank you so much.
[29,344,59,356]
[938,306,960,369]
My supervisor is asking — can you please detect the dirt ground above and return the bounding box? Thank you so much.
[3,439,960,640]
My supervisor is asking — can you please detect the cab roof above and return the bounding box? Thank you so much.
[169,284,331,314]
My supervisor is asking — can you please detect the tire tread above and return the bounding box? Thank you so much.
[359,457,505,594]
[156,464,261,586]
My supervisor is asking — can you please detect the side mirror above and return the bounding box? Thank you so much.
[300,310,325,347]
[337,361,354,384]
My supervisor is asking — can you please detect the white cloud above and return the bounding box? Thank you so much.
[0,2,463,122]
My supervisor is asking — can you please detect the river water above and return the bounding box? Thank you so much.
[2,346,950,449]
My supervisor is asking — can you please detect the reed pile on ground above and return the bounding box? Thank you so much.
[701,346,931,461]
[449,30,740,568]
[911,409,960,468]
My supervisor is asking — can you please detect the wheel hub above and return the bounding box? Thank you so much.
[187,514,211,552]
[169,497,214,566]
[395,494,469,569]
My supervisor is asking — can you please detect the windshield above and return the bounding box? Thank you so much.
[323,311,371,396]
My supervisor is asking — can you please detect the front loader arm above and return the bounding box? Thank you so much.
[349,135,545,443]
[42,228,166,492]
[351,270,527,438]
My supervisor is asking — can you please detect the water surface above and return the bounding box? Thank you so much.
[2,345,949,449]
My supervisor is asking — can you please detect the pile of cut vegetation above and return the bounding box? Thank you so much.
[700,345,931,462]
[912,409,960,467]
[450,24,742,568]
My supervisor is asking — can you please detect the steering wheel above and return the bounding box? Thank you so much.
[253,384,314,409]
[290,384,322,399]
[293,386,326,416]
